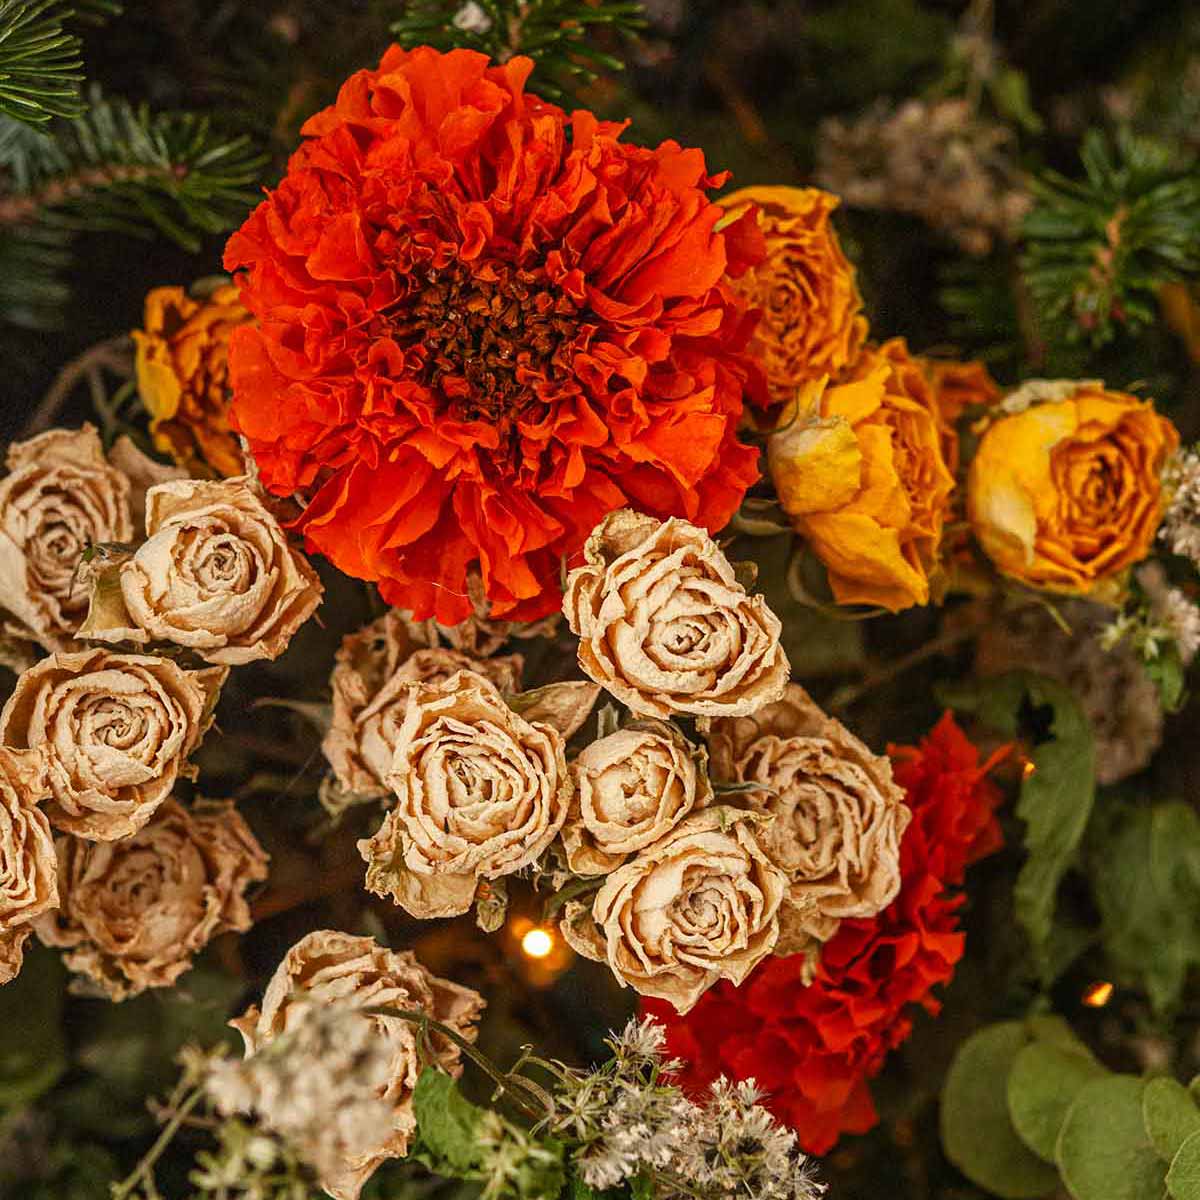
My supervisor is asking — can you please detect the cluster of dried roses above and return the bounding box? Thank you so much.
[326,507,909,1014]
[0,425,321,997]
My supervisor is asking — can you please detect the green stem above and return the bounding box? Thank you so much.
[111,1086,204,1200]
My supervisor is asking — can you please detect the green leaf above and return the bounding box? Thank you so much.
[0,942,66,1109]
[1057,1077,1167,1200]
[413,1068,488,1174]
[1008,1041,1107,1161]
[1144,644,1187,712]
[1087,802,1200,1015]
[941,1022,1060,1198]
[943,672,1095,982]
[1144,1078,1200,1163]
[1025,1014,1099,1061]
[1168,1132,1200,1200]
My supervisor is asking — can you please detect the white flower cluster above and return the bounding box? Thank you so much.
[553,1019,825,1200]
[1138,562,1200,666]
[204,1000,396,1188]
[1162,449,1200,567]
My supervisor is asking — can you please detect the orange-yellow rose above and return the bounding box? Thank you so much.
[133,283,249,477]
[967,381,1179,593]
[768,339,955,610]
[719,186,867,405]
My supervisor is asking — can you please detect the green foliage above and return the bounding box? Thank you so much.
[1085,800,1200,1015]
[943,671,1096,983]
[0,0,119,125]
[391,0,646,101]
[0,943,66,1110]
[413,1069,490,1174]
[939,1021,1060,1198]
[943,1018,1200,1200]
[1021,129,1200,349]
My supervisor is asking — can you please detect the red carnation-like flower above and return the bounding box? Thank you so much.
[646,712,1007,1154]
[223,45,766,624]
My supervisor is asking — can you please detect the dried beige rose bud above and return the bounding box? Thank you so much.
[81,477,323,665]
[561,808,787,1013]
[707,684,909,947]
[324,610,523,799]
[562,510,789,718]
[563,721,713,875]
[0,747,57,954]
[0,425,133,650]
[358,672,570,919]
[34,798,267,1000]
[0,927,30,986]
[0,648,225,840]
[229,929,484,1200]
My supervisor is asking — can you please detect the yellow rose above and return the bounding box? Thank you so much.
[133,283,249,477]
[769,339,955,610]
[967,381,1179,593]
[719,186,867,404]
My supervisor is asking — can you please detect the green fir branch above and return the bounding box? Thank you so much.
[0,0,120,125]
[391,0,646,100]
[1020,127,1200,349]
[0,92,266,249]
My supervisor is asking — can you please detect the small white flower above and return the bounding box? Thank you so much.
[452,0,493,33]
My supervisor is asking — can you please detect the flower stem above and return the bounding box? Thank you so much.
[111,1086,204,1200]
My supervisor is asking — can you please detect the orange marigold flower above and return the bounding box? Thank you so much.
[223,45,766,625]
[133,283,250,478]
[718,185,867,406]
[768,338,955,611]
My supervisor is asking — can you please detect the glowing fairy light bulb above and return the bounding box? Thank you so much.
[521,927,554,960]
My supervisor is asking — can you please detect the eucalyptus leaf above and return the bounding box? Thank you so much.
[1144,1077,1200,1163]
[1056,1076,1166,1200]
[941,1022,1059,1198]
[1007,1040,1106,1162]
[1168,1131,1200,1200]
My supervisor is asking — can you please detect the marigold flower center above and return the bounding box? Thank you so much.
[392,259,582,435]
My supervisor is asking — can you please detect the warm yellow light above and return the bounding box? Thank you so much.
[521,927,554,960]
[1082,981,1114,1008]
[1021,758,1037,780]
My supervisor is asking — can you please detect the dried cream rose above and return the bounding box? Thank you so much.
[563,721,713,874]
[0,648,225,840]
[0,425,133,650]
[0,747,57,953]
[358,672,570,919]
[707,684,909,947]
[229,929,484,1200]
[563,510,789,718]
[34,798,267,1000]
[0,928,30,985]
[324,610,523,799]
[82,477,323,665]
[561,808,786,1013]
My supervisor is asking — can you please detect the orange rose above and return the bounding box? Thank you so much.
[133,282,249,477]
[967,381,1179,593]
[768,339,955,610]
[720,186,867,405]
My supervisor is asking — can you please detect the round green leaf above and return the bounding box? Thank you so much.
[941,1023,1060,1199]
[1168,1131,1200,1200]
[1057,1076,1167,1200]
[1025,1015,1099,1062]
[1145,1077,1200,1163]
[1008,1041,1107,1161]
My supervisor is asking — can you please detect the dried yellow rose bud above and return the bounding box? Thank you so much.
[0,648,224,841]
[229,929,484,1200]
[561,808,787,1013]
[82,477,323,665]
[563,509,789,718]
[35,798,267,1000]
[358,672,570,919]
[707,684,910,948]
[563,720,713,875]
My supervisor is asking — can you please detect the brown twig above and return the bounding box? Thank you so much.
[0,165,171,227]
[26,334,135,437]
